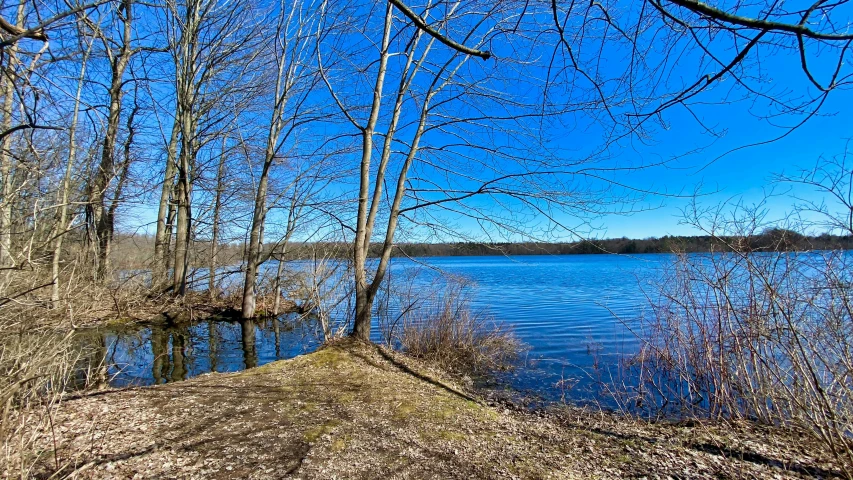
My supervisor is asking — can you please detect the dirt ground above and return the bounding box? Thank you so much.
[32,339,848,479]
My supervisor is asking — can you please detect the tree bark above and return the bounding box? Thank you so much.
[172,110,193,295]
[89,0,133,282]
[153,121,180,288]
[172,155,192,295]
[351,4,393,341]
[170,0,203,296]
[240,168,268,318]
[0,3,23,268]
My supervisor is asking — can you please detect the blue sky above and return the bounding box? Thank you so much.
[383,2,853,242]
[595,85,853,238]
[117,0,853,242]
[594,104,853,237]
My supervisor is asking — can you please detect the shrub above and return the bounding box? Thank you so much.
[626,243,853,476]
[384,279,524,377]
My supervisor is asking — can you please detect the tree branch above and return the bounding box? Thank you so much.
[665,0,853,40]
[0,16,46,42]
[388,0,491,60]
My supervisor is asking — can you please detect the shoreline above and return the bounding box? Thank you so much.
[28,339,847,479]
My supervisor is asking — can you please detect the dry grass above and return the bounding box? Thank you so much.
[0,282,100,479]
[0,251,244,478]
[386,281,525,377]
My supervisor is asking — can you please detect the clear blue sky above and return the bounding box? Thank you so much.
[121,1,853,242]
[595,87,853,238]
[589,115,852,237]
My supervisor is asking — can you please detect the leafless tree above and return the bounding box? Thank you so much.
[240,0,326,318]
[319,1,643,339]
[83,0,135,282]
[161,0,262,295]
[311,0,853,340]
[629,190,853,475]
[49,22,93,305]
[777,145,853,236]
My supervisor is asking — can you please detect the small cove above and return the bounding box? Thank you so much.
[82,253,669,403]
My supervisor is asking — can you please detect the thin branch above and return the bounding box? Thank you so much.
[388,0,491,60]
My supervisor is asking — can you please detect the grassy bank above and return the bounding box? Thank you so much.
[22,339,847,479]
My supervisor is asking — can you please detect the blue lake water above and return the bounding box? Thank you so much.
[395,254,668,400]
[97,254,672,403]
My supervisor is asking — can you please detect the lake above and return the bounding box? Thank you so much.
[94,254,671,403]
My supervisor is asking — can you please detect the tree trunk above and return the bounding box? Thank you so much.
[100,96,137,278]
[352,281,374,341]
[153,121,180,288]
[51,44,89,305]
[241,171,268,319]
[240,7,295,318]
[170,0,202,296]
[350,4,393,340]
[272,248,285,315]
[172,169,191,295]
[0,3,23,268]
[171,120,193,295]
[209,140,225,298]
[358,84,431,337]
[90,0,133,282]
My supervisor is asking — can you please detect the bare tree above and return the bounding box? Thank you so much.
[777,145,853,236]
[152,120,179,288]
[313,0,853,340]
[0,0,57,271]
[321,0,613,339]
[50,25,93,305]
[164,0,262,295]
[631,192,853,475]
[0,1,27,268]
[208,135,226,297]
[84,0,135,282]
[240,0,325,318]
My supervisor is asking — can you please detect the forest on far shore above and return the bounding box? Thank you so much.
[126,228,846,262]
[384,230,853,257]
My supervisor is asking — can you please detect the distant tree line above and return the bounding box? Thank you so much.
[390,231,853,257]
[396,235,851,258]
[268,229,853,259]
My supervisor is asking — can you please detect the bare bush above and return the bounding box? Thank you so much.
[383,279,524,377]
[0,317,97,477]
[622,203,853,475]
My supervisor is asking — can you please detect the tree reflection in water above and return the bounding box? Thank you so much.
[83,314,322,387]
[151,328,167,384]
[241,319,257,369]
[169,330,188,382]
